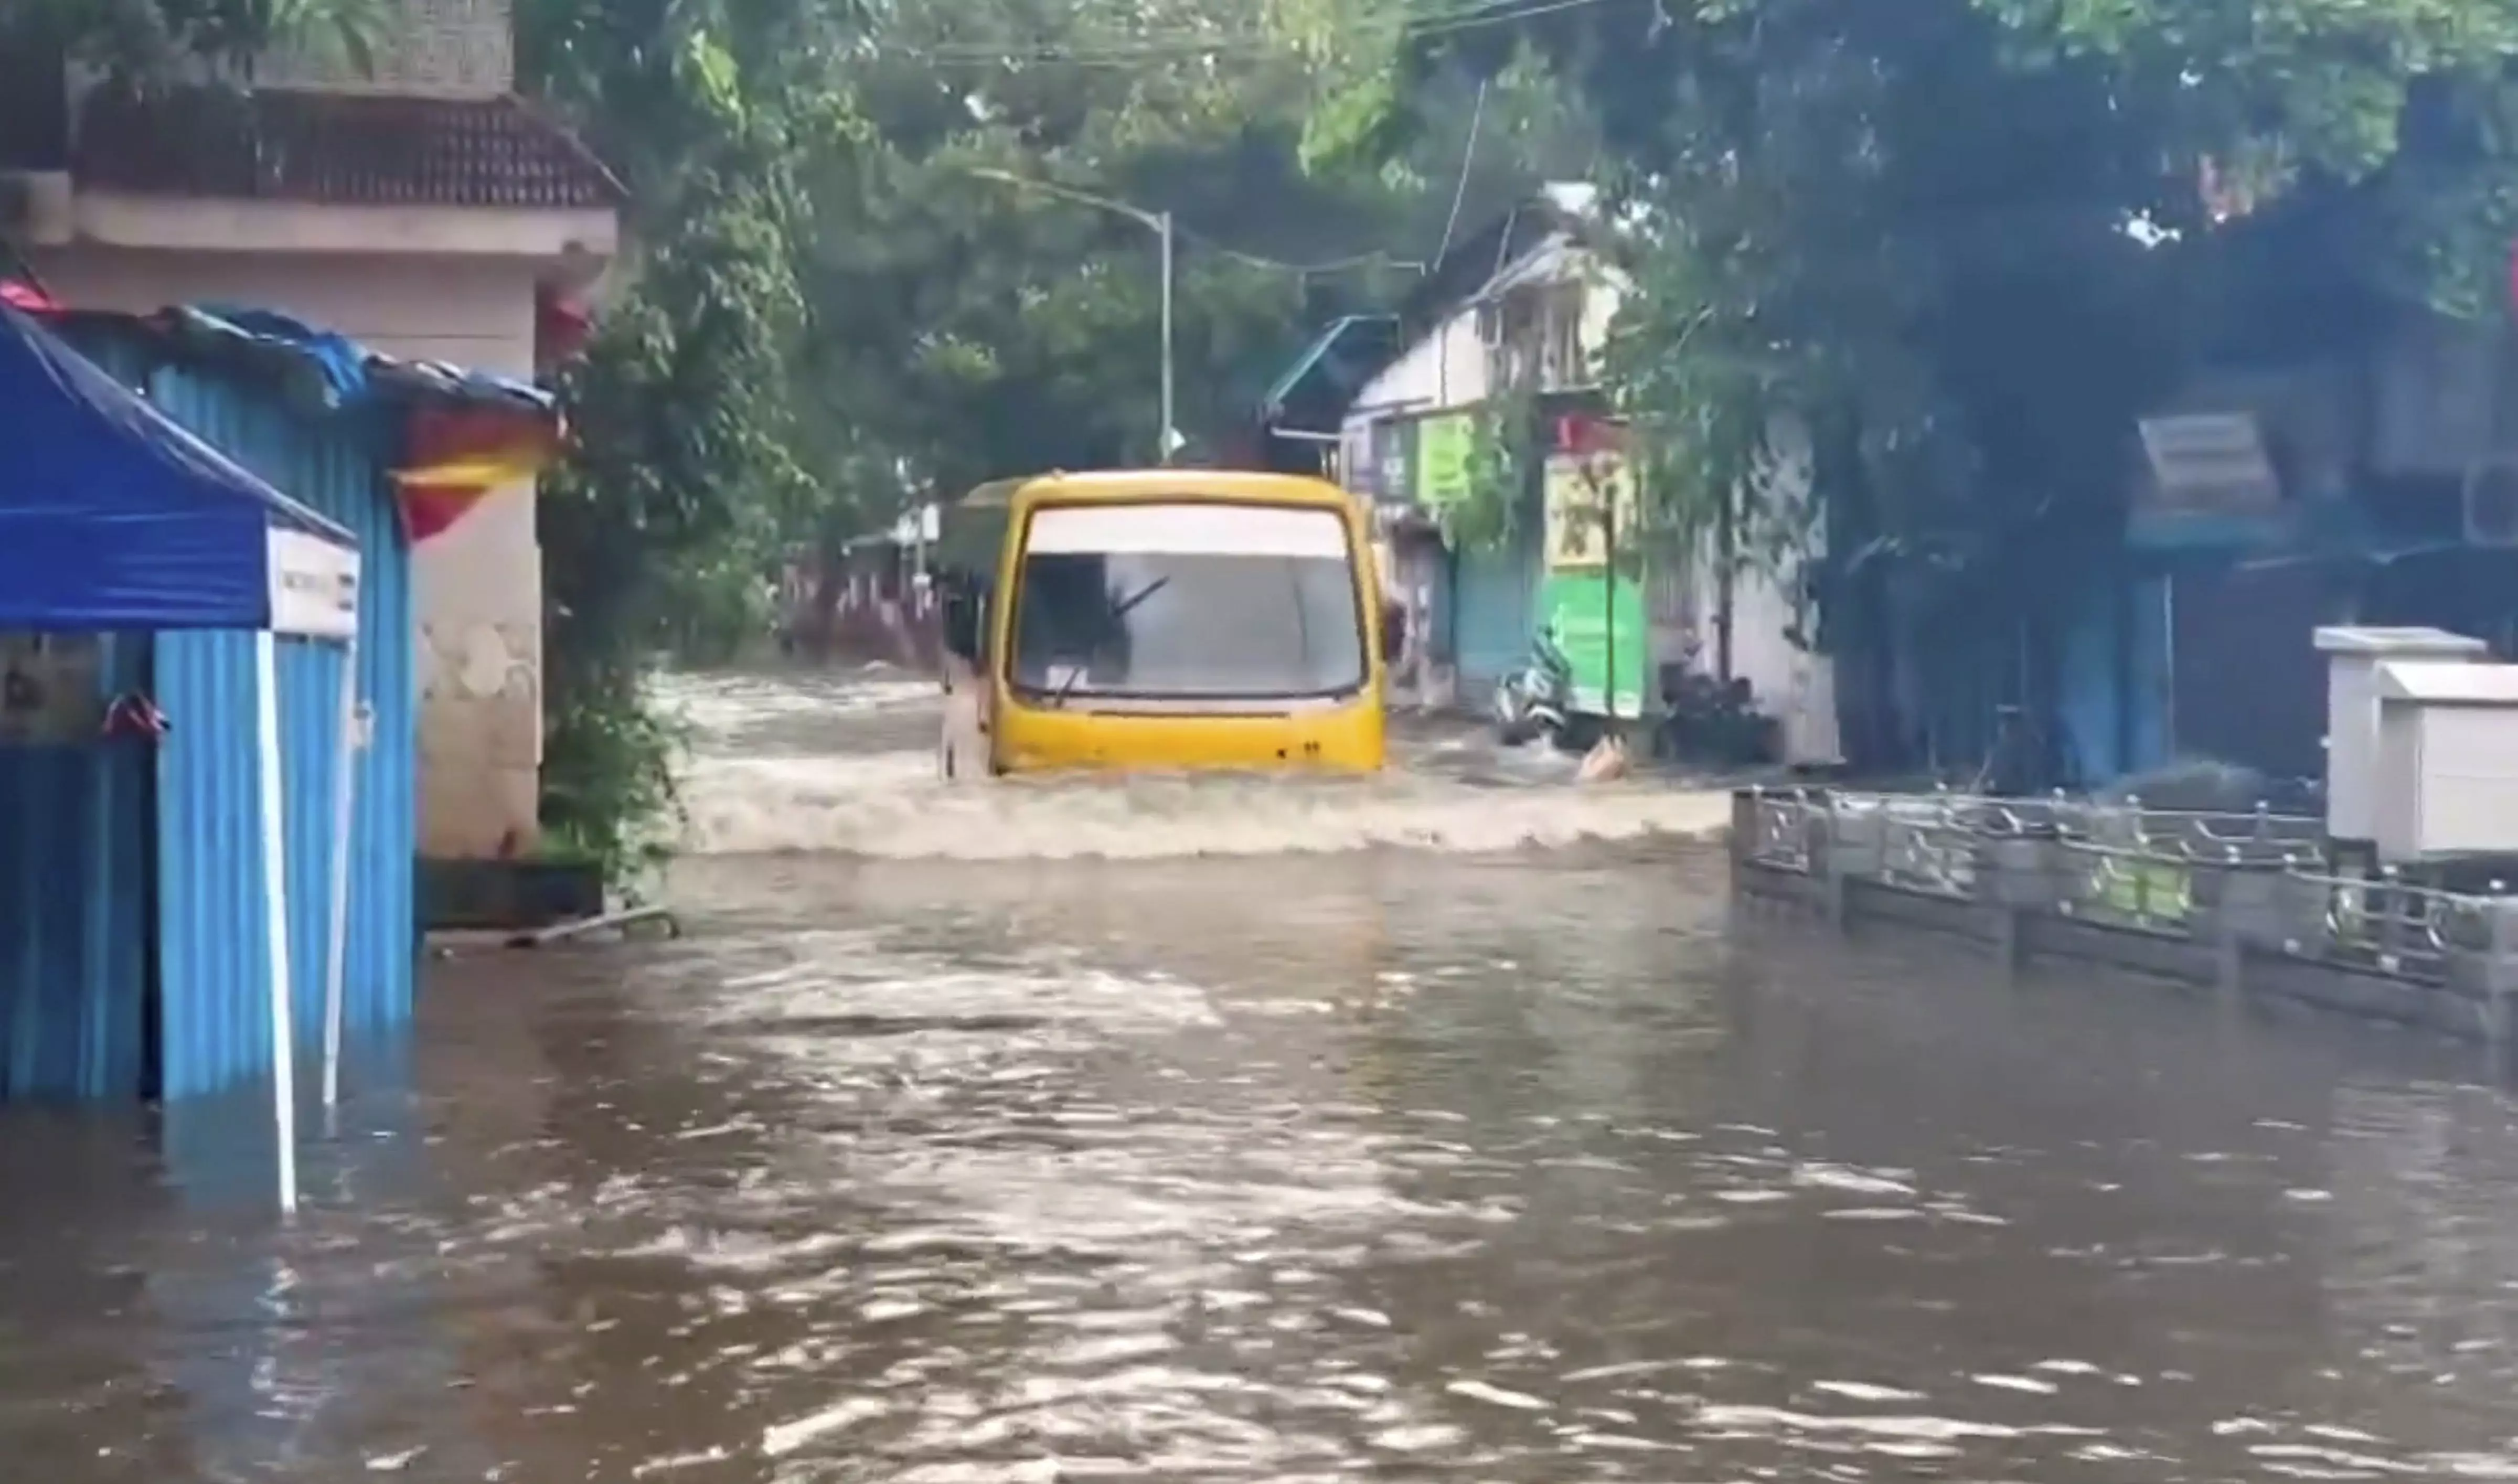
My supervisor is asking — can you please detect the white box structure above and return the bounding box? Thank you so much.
[2372,660,2518,862]
[2314,626,2488,844]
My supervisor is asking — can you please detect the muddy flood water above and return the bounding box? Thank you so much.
[10,667,2518,1481]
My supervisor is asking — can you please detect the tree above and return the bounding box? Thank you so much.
[2,0,390,80]
[1358,0,2518,766]
[518,0,846,876]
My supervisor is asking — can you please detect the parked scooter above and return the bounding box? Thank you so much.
[1492,627,1579,748]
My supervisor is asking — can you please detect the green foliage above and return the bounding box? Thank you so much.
[536,669,687,890]
[519,0,827,882]
[1374,0,2518,579]
[1445,379,1537,553]
[0,0,390,80]
[1314,0,2518,765]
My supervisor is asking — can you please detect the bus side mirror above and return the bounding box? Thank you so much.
[1379,598,1408,667]
[942,592,983,663]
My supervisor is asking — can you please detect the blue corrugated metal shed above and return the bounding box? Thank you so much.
[144,365,418,1099]
[0,318,420,1107]
[0,635,152,1101]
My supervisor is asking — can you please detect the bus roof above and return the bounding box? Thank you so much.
[941,470,1360,575]
[957,469,1355,513]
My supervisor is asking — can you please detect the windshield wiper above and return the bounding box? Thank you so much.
[1110,575,1170,619]
[1044,578,1172,708]
[1037,572,1173,705]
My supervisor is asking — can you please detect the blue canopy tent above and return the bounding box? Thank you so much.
[0,304,363,1213]
[0,303,355,628]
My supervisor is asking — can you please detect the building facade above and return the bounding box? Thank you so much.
[1322,189,1841,763]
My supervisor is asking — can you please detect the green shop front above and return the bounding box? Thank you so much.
[1536,417,1648,720]
[1357,404,1651,717]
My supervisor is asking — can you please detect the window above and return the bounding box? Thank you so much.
[1011,503,1366,701]
[1543,283,1588,387]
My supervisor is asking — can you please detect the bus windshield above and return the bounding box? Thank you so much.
[1009,501,1365,701]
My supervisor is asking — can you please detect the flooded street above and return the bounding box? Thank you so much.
[12,668,2518,1481]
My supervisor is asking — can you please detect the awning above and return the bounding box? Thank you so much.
[0,304,356,633]
[1261,314,1399,428]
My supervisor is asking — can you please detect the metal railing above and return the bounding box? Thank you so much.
[1878,808,1979,898]
[1743,790,1820,873]
[2272,867,2502,984]
[1737,786,2518,989]
[2053,838,2199,936]
[1740,787,2325,871]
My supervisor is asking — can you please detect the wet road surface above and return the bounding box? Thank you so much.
[9,669,2518,1481]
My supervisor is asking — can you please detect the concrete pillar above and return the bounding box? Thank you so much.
[1825,800,1880,937]
[2478,900,2518,1082]
[2208,852,2282,1012]
[1991,902,2025,982]
[1728,788,1759,873]
[1977,835,2055,985]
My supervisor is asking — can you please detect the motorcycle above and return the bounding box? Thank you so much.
[1655,658,1777,766]
[1492,627,1580,748]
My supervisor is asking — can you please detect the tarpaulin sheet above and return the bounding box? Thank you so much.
[0,305,351,632]
[166,303,558,422]
[152,303,561,543]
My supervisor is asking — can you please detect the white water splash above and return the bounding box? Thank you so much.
[661,669,1734,860]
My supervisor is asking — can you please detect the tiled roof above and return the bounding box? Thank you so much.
[73,87,622,210]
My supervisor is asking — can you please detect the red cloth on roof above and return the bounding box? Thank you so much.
[1,280,62,315]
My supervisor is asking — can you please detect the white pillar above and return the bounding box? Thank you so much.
[321,627,360,1114]
[254,629,299,1215]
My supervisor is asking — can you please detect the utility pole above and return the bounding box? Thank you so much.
[1598,454,1620,739]
[968,168,1178,465]
[1158,210,1175,466]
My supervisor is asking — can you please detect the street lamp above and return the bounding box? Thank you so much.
[967,166,1177,466]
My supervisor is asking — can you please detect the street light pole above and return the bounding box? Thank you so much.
[1157,209,1175,467]
[966,167,1178,466]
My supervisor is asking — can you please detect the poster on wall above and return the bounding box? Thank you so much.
[1541,572,1648,719]
[1414,414,1476,509]
[1542,450,1639,570]
[0,633,102,746]
[1369,418,1417,507]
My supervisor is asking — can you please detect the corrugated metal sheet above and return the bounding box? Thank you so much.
[1453,531,1541,693]
[0,634,153,1101]
[153,616,368,1095]
[152,629,278,1097]
[143,366,417,1099]
[279,635,348,1044]
[148,365,414,1031]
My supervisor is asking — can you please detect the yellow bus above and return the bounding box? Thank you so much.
[937,469,1389,777]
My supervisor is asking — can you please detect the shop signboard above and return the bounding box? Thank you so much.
[1370,418,1417,507]
[1542,448,1639,569]
[1414,413,1476,509]
[1541,571,1648,719]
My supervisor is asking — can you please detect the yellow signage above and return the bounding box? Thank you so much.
[1542,451,1637,570]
